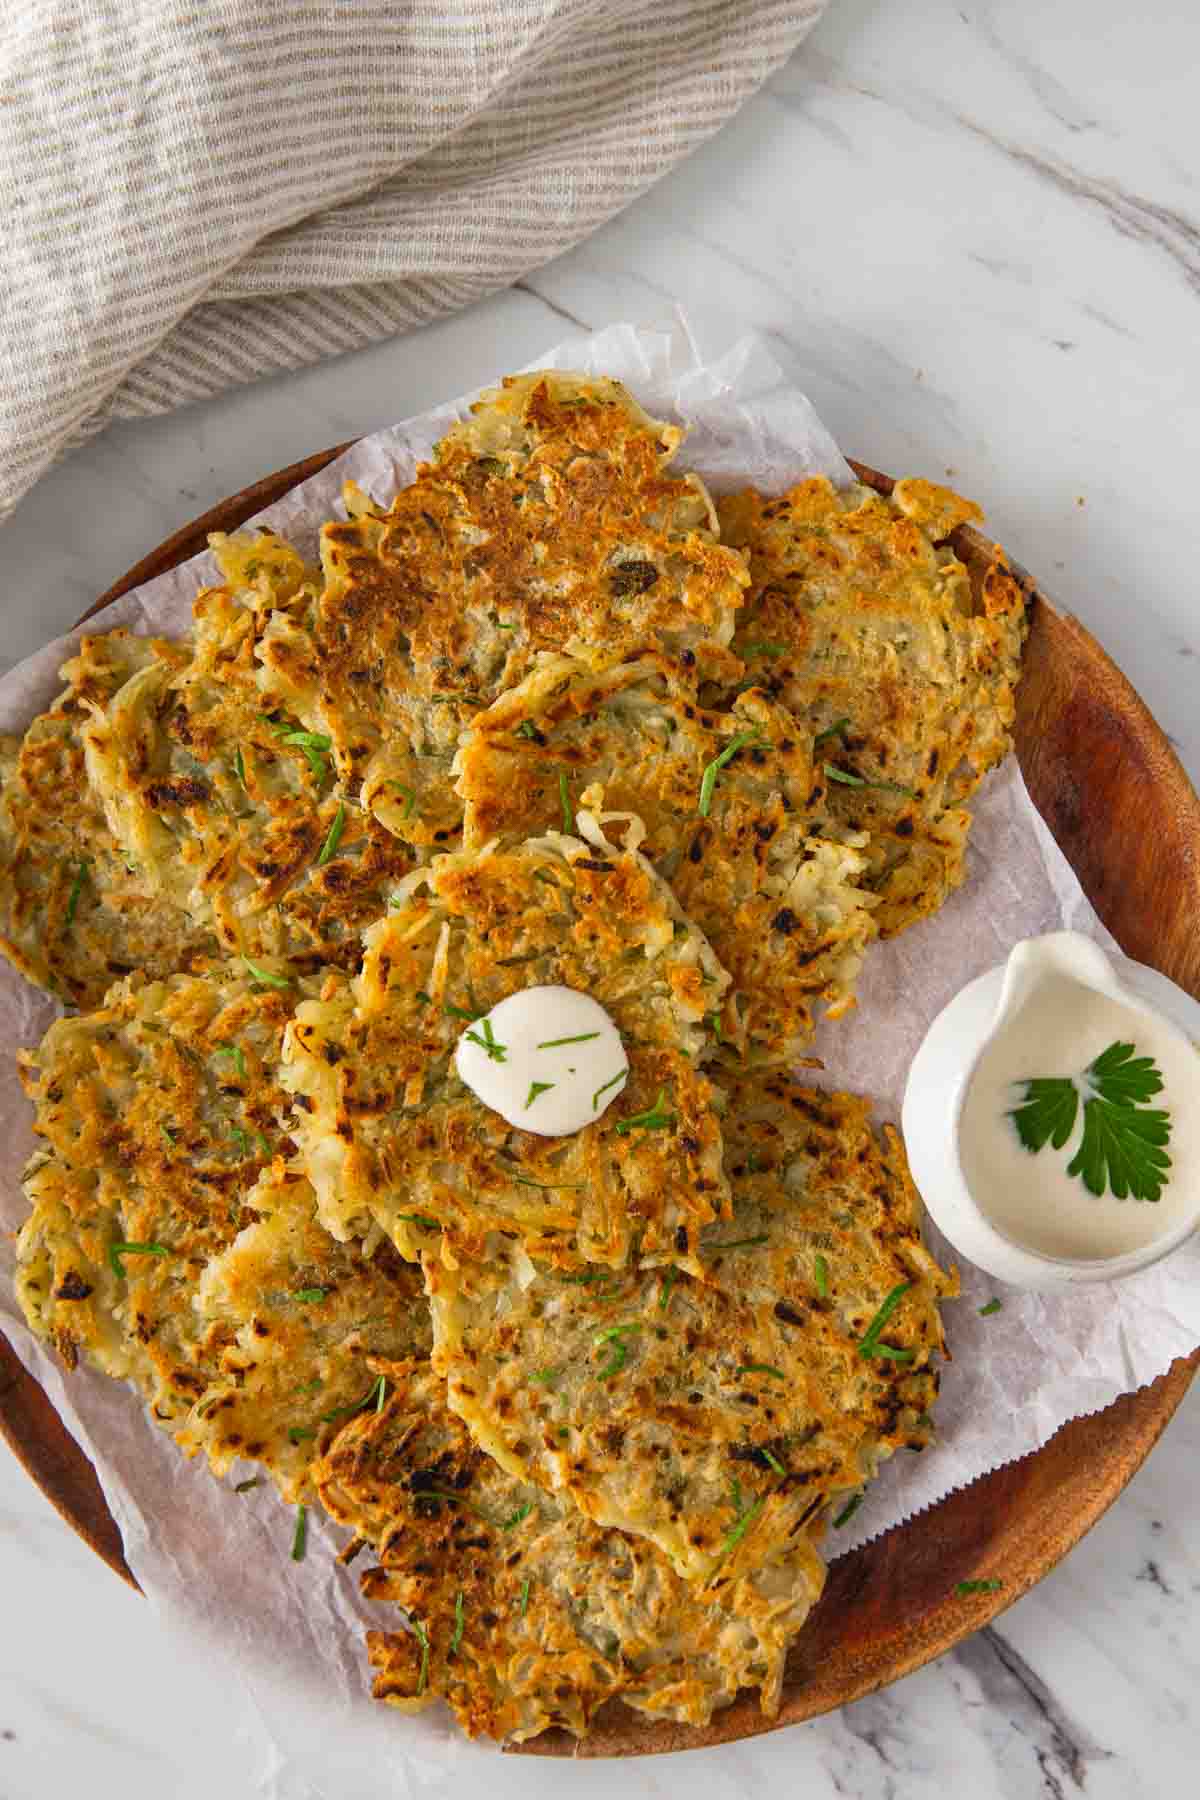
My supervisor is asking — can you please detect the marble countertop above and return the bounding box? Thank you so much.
[2,1,1197,1795]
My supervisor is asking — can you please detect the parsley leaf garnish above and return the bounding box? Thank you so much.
[1009,1040,1172,1202]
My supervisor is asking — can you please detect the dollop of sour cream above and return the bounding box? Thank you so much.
[454,985,629,1138]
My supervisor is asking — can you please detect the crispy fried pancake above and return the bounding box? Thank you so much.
[456,652,877,1061]
[313,1360,827,1740]
[0,632,214,1009]
[281,826,731,1271]
[14,968,302,1422]
[255,372,749,849]
[176,1170,430,1501]
[717,478,1026,935]
[80,582,412,966]
[427,1074,956,1582]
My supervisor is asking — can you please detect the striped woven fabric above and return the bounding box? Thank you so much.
[0,0,825,521]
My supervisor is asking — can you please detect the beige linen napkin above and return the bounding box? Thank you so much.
[0,0,826,523]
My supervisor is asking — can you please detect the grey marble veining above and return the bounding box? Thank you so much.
[2,0,1198,1795]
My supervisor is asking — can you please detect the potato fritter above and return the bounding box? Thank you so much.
[15,968,302,1422]
[717,477,1026,935]
[313,1359,827,1741]
[81,572,412,966]
[255,372,749,850]
[281,825,731,1272]
[427,1074,956,1582]
[0,632,214,1009]
[456,651,877,1062]
[177,1170,430,1501]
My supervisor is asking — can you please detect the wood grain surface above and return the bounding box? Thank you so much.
[1,443,1196,1755]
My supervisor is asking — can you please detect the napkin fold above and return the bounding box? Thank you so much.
[0,0,825,523]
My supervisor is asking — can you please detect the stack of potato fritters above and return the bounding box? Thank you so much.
[8,371,1024,1743]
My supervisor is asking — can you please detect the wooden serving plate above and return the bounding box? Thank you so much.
[2,445,1197,1757]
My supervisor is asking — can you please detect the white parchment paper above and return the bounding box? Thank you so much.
[1,325,1197,1776]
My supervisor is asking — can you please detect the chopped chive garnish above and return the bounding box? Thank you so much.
[229,1125,250,1156]
[234,745,246,785]
[215,1042,247,1078]
[979,1298,1003,1316]
[411,1486,489,1520]
[557,1271,608,1285]
[592,1070,626,1112]
[706,1234,769,1252]
[813,717,851,747]
[502,1503,533,1531]
[531,1367,560,1386]
[658,1269,679,1312]
[537,1032,600,1048]
[762,1449,786,1476]
[449,1591,465,1658]
[390,782,417,819]
[234,1477,262,1494]
[699,730,765,817]
[511,1173,586,1191]
[714,1494,766,1564]
[514,719,540,740]
[525,1080,555,1109]
[558,770,573,833]
[736,640,787,658]
[858,1282,913,1359]
[291,1288,328,1303]
[814,1253,829,1297]
[594,1323,640,1379]
[705,1010,724,1043]
[833,1491,863,1529]
[869,1344,916,1362]
[320,1374,388,1423]
[242,957,291,989]
[108,1241,169,1279]
[415,990,433,1006]
[278,729,332,751]
[613,1089,674,1135]
[288,1426,318,1444]
[956,1579,1003,1595]
[395,1211,442,1230]
[736,1363,786,1381]
[291,1503,308,1562]
[317,801,347,866]
[255,1132,272,1158]
[64,860,88,925]
[519,1577,532,1616]
[444,1001,482,1022]
[465,1016,507,1063]
[823,763,915,797]
[160,1124,176,1149]
[412,1619,430,1696]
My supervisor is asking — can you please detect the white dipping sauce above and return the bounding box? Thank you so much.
[454,984,628,1138]
[960,972,1198,1261]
